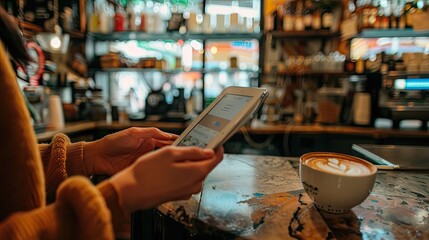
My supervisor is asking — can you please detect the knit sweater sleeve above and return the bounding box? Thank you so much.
[39,135,130,234]
[0,176,114,240]
[38,134,89,202]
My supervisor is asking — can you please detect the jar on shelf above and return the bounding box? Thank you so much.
[89,88,110,121]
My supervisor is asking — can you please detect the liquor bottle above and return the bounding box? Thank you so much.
[374,8,381,29]
[312,5,321,30]
[302,0,313,30]
[399,4,407,29]
[379,7,390,29]
[98,1,111,33]
[360,8,370,29]
[390,11,398,29]
[274,4,283,31]
[88,1,99,32]
[294,0,305,31]
[140,3,148,32]
[404,0,416,28]
[321,4,333,30]
[344,57,356,73]
[355,58,365,74]
[127,2,137,31]
[114,6,125,32]
[282,1,296,31]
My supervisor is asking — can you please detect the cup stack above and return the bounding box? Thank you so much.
[353,92,371,125]
[48,95,65,130]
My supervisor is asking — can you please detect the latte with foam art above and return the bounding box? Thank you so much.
[304,157,371,176]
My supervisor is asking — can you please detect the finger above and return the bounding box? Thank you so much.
[158,146,215,163]
[180,155,222,179]
[168,155,221,187]
[168,134,179,140]
[183,146,224,174]
[129,127,175,141]
[154,139,176,148]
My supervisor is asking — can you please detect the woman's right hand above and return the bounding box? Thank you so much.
[109,146,224,213]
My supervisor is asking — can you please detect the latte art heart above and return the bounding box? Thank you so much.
[305,157,371,176]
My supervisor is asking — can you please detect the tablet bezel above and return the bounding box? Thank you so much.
[173,86,268,149]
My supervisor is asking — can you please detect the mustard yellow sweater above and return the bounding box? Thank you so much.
[0,42,125,239]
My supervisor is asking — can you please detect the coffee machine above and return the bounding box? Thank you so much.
[378,72,429,130]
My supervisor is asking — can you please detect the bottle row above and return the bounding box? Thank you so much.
[87,0,260,34]
[346,52,429,74]
[265,0,337,32]
[355,0,429,30]
[265,52,347,74]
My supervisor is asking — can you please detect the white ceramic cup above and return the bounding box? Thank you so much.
[299,152,377,214]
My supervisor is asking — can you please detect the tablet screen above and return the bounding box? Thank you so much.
[177,93,252,148]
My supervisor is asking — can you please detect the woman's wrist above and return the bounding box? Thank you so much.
[66,141,88,176]
[83,141,98,175]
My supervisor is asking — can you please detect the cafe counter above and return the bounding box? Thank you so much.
[147,154,429,240]
[36,121,429,157]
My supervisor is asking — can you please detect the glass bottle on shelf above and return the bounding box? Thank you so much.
[312,4,321,30]
[294,0,305,31]
[360,8,370,29]
[369,7,378,29]
[114,5,126,32]
[274,3,284,31]
[188,79,203,115]
[355,58,365,74]
[127,2,137,31]
[321,4,333,30]
[303,0,313,30]
[374,5,381,29]
[139,1,147,32]
[358,4,378,30]
[404,0,416,28]
[282,1,296,31]
[88,1,99,32]
[390,2,399,29]
[89,88,110,122]
[378,0,391,29]
[98,0,111,33]
[381,9,390,29]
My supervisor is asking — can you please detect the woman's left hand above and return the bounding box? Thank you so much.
[83,127,177,175]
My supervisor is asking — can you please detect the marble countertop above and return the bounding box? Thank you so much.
[158,154,429,240]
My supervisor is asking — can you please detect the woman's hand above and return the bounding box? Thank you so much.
[83,127,177,176]
[109,146,224,212]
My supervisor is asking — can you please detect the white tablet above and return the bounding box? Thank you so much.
[173,86,268,149]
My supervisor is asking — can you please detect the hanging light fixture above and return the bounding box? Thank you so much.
[49,24,65,50]
[35,0,70,53]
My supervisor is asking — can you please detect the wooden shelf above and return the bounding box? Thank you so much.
[90,68,261,74]
[386,71,429,77]
[264,71,364,77]
[353,29,429,39]
[268,30,341,39]
[87,31,263,41]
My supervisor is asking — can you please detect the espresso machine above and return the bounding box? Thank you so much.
[378,72,429,130]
